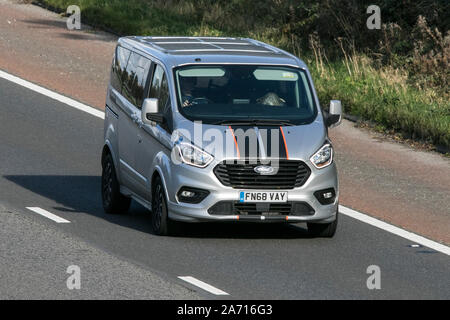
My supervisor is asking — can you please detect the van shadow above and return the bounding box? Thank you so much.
[172,222,310,239]
[4,175,310,239]
[4,175,153,234]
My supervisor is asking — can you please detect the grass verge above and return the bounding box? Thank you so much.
[35,0,450,150]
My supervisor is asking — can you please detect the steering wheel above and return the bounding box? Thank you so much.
[191,97,213,105]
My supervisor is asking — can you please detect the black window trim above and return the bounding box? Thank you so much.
[172,64,319,126]
[144,61,174,134]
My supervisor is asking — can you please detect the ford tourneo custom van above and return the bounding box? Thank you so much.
[101,37,342,237]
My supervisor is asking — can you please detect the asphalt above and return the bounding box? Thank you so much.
[1,0,448,245]
[0,78,449,299]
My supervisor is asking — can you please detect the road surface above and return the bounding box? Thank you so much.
[0,77,449,299]
[1,0,448,244]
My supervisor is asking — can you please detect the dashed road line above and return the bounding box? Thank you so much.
[178,276,229,295]
[26,207,70,224]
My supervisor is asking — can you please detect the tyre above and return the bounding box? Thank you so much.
[101,153,131,214]
[307,212,338,238]
[151,176,176,236]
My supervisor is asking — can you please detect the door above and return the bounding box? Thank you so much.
[117,52,151,191]
[135,64,173,201]
[109,45,134,187]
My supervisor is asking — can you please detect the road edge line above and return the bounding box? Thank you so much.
[340,205,450,256]
[0,69,105,119]
[2,69,448,256]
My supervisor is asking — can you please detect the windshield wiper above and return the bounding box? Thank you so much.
[250,119,295,126]
[213,119,295,126]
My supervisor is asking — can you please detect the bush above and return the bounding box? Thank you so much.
[38,0,450,148]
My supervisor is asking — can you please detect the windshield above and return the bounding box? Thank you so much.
[174,65,317,125]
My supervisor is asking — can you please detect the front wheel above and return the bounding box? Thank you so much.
[307,213,338,238]
[151,176,175,236]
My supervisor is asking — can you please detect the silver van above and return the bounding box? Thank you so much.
[101,37,342,237]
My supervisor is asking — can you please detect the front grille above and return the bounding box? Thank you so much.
[214,160,311,189]
[234,203,292,215]
[208,201,315,216]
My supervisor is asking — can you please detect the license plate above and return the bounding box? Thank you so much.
[239,191,288,203]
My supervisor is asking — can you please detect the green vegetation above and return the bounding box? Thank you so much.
[38,0,449,148]
[311,55,449,147]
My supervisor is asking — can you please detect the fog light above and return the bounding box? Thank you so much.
[181,190,196,198]
[323,192,333,199]
[314,188,336,205]
[177,187,209,204]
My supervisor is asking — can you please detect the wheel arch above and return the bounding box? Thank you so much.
[150,166,171,205]
[101,142,120,181]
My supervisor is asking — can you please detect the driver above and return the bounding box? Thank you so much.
[180,76,196,107]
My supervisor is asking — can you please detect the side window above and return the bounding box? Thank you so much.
[110,45,131,93]
[160,74,170,112]
[149,65,163,99]
[148,64,172,132]
[123,52,151,108]
[149,65,171,112]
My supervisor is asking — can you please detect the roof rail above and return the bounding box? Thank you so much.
[132,36,281,55]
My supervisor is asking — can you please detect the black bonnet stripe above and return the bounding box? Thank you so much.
[230,126,288,160]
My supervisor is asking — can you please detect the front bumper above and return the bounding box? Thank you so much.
[166,159,338,223]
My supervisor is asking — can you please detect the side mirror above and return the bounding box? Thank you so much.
[142,98,164,125]
[326,100,342,128]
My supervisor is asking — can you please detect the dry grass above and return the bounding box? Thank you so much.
[35,0,450,148]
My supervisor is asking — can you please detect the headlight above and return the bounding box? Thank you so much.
[175,142,213,168]
[310,144,333,169]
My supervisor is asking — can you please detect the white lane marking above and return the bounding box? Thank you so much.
[26,207,70,224]
[178,276,229,295]
[340,205,450,256]
[2,69,449,256]
[0,69,105,119]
